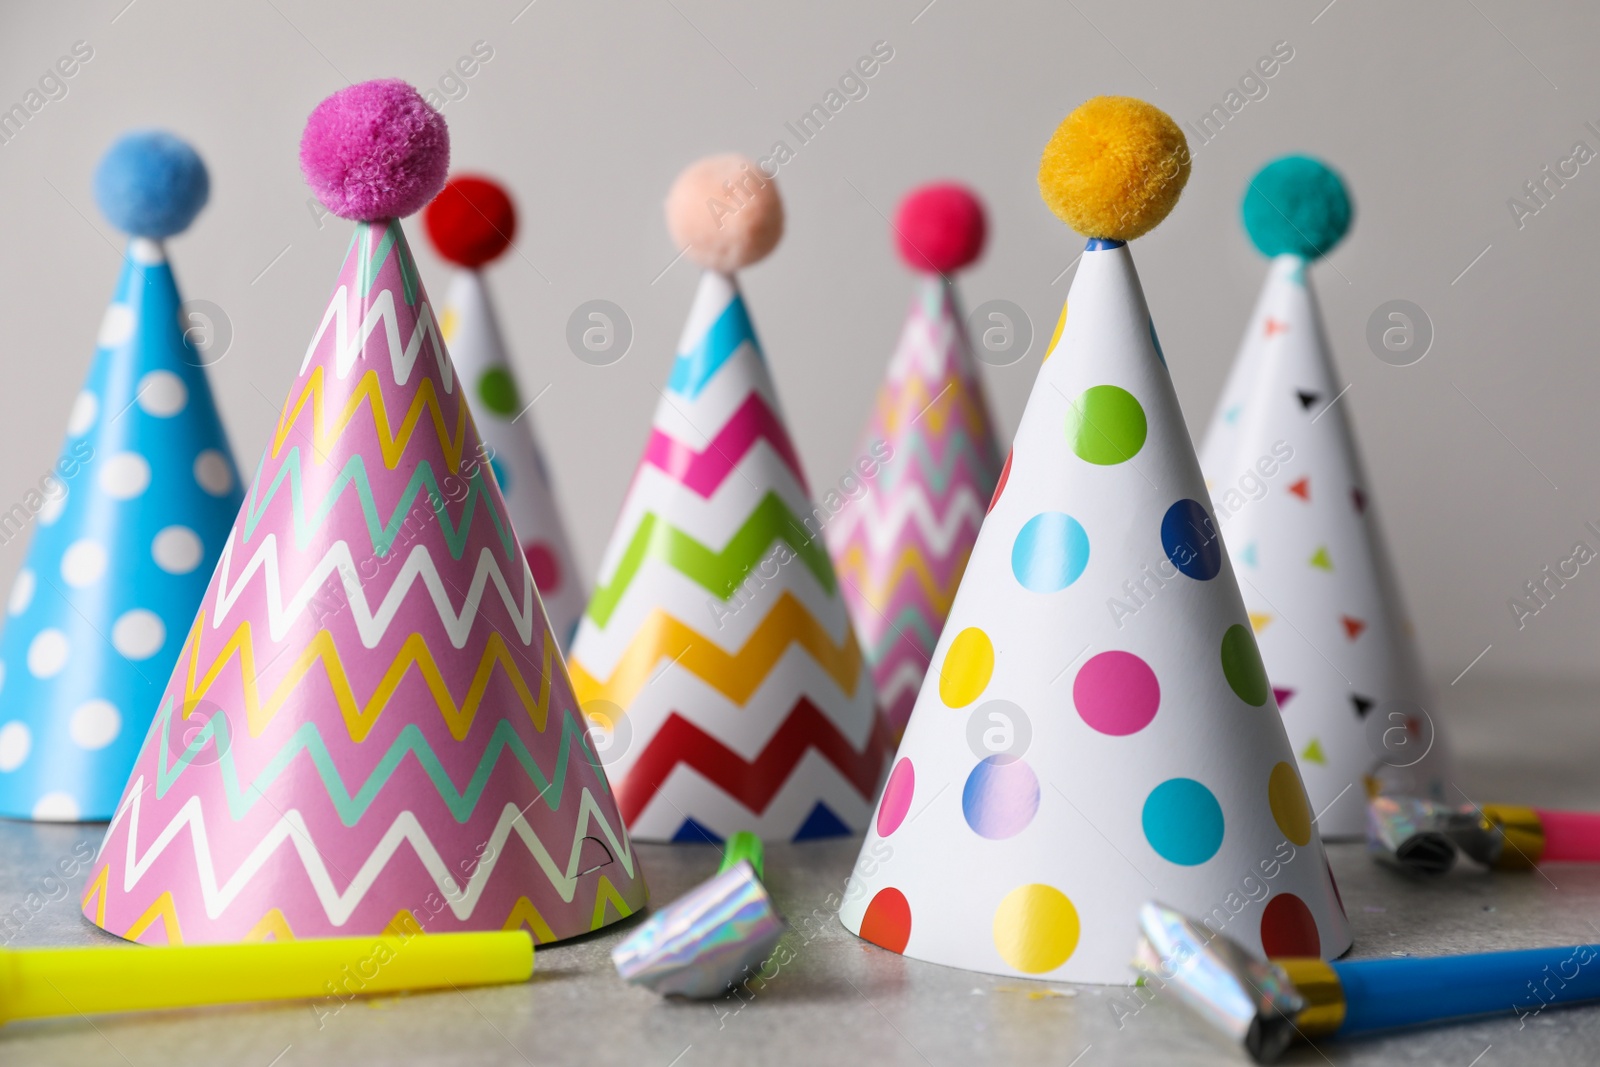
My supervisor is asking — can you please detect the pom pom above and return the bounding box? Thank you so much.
[424,175,516,267]
[893,182,987,274]
[1241,155,1352,260]
[93,130,209,239]
[300,79,449,221]
[665,154,783,273]
[1038,96,1190,241]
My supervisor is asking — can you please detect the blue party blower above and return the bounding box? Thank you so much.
[1134,901,1600,1062]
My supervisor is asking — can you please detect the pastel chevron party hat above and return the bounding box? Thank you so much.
[1199,157,1449,839]
[424,175,585,650]
[569,154,889,843]
[827,183,1003,742]
[85,81,646,945]
[839,99,1352,983]
[0,132,241,822]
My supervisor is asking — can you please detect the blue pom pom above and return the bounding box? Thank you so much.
[1241,156,1351,261]
[93,130,209,238]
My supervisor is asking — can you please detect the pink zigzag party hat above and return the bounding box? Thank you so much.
[85,80,646,945]
[827,183,1004,741]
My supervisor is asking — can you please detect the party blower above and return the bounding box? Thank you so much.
[1134,902,1600,1063]
[0,931,532,1026]
[1368,793,1600,876]
[612,832,785,998]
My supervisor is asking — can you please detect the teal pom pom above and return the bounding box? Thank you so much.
[94,130,209,239]
[1241,155,1351,260]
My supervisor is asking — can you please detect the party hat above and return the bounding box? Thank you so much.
[827,183,1004,741]
[838,98,1352,983]
[423,176,585,650]
[1198,157,1449,838]
[0,132,241,822]
[569,155,889,843]
[84,81,646,944]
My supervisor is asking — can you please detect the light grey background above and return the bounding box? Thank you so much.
[0,0,1596,690]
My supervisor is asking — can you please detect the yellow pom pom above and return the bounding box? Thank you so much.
[1038,96,1190,241]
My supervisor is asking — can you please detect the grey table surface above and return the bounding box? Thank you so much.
[3,675,1599,1067]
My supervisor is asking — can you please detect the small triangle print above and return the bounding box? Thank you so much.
[1296,390,1320,411]
[1309,546,1333,571]
[1301,739,1327,765]
[672,818,725,845]
[1350,694,1375,719]
[1273,687,1295,709]
[1351,487,1367,514]
[1249,612,1274,633]
[1224,404,1242,425]
[1265,318,1289,337]
[794,801,852,841]
[1288,477,1310,501]
[1239,542,1258,568]
[1341,616,1367,640]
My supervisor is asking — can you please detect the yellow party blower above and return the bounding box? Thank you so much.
[0,930,533,1025]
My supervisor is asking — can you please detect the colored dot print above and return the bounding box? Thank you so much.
[1143,778,1225,865]
[1073,651,1160,736]
[1011,513,1089,592]
[1065,385,1147,465]
[940,628,994,707]
[859,887,912,954]
[962,755,1040,839]
[1260,893,1320,957]
[1149,318,1166,366]
[1043,300,1068,363]
[1160,499,1222,580]
[1221,624,1271,707]
[525,543,562,593]
[993,884,1080,973]
[987,449,1013,514]
[878,758,915,838]
[1268,761,1312,846]
[477,367,521,416]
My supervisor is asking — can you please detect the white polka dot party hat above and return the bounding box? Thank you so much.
[423,175,586,651]
[0,131,242,822]
[839,99,1352,984]
[568,155,889,843]
[1199,157,1450,839]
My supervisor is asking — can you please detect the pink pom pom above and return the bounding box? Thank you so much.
[300,79,449,221]
[894,182,987,275]
[665,154,783,273]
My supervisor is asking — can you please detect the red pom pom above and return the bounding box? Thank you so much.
[893,182,986,274]
[424,175,516,267]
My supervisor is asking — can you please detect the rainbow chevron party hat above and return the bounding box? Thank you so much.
[569,154,889,843]
[840,99,1351,983]
[828,182,1003,741]
[85,81,646,944]
[0,131,241,822]
[424,175,586,650]
[1199,157,1450,838]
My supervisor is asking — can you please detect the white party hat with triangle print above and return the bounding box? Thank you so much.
[1199,156,1450,839]
[838,99,1352,984]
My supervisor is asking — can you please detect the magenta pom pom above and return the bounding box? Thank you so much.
[894,182,987,275]
[299,79,449,221]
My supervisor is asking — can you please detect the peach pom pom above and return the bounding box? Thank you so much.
[665,154,784,273]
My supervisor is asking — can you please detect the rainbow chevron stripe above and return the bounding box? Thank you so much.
[86,219,646,945]
[570,270,884,842]
[827,277,1002,737]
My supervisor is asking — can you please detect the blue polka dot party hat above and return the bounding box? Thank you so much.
[0,131,242,821]
[1199,156,1451,838]
[838,99,1352,983]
